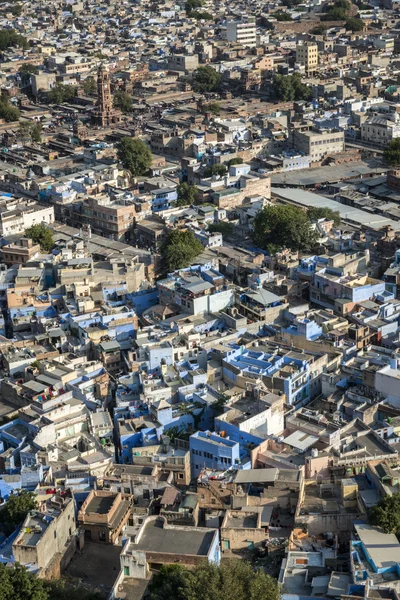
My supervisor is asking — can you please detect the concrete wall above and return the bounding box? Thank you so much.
[14,498,76,571]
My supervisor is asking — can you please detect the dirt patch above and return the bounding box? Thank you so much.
[64,540,122,595]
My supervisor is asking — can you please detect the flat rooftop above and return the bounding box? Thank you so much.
[86,495,115,515]
[135,518,215,556]
[225,513,258,529]
[235,468,278,484]
[354,522,400,570]
[272,187,400,231]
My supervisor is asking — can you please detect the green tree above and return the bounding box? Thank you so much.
[147,564,194,600]
[0,491,37,535]
[189,10,213,19]
[8,564,48,600]
[18,63,37,85]
[24,223,54,253]
[272,10,292,20]
[0,29,28,51]
[10,4,22,16]
[346,17,364,30]
[19,121,33,138]
[272,73,311,102]
[175,182,199,207]
[82,75,96,95]
[202,101,220,115]
[0,564,48,600]
[321,7,348,20]
[19,121,42,142]
[225,157,243,167]
[333,0,351,9]
[307,206,341,226]
[31,123,42,143]
[369,492,400,534]
[147,559,281,600]
[114,91,133,113]
[204,163,227,178]
[46,579,103,600]
[384,139,400,167]
[208,222,234,235]
[185,0,203,12]
[160,229,204,273]
[117,137,153,177]
[253,204,318,252]
[310,24,327,34]
[0,96,19,122]
[193,66,222,93]
[48,83,77,104]
[282,0,303,6]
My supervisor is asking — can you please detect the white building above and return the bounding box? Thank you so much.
[361,117,400,148]
[226,19,257,47]
[0,197,54,237]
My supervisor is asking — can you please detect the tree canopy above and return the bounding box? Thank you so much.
[190,10,213,19]
[0,564,47,600]
[10,4,22,16]
[117,137,153,177]
[47,83,77,104]
[271,73,311,102]
[19,63,37,77]
[310,24,327,34]
[369,492,400,534]
[114,91,133,113]
[0,491,37,535]
[225,157,243,167]
[321,0,350,20]
[82,76,97,96]
[46,579,104,600]
[20,121,42,143]
[307,206,341,226]
[25,223,54,253]
[272,10,292,20]
[0,28,28,51]
[185,0,203,12]
[384,139,400,167]
[253,204,319,252]
[0,96,20,122]
[193,66,222,93]
[345,17,364,31]
[175,182,199,207]
[146,560,281,600]
[160,229,204,273]
[202,101,220,116]
[0,566,104,600]
[281,0,303,7]
[204,164,227,178]
[208,222,234,236]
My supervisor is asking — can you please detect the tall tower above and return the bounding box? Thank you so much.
[91,64,121,127]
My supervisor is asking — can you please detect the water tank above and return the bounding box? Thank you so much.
[311,448,319,458]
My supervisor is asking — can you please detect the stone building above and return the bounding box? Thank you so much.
[78,490,132,544]
[13,495,77,575]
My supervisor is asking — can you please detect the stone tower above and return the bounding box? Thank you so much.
[91,64,121,127]
[73,118,87,141]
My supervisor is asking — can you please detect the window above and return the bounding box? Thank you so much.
[124,566,130,576]
[179,473,184,479]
